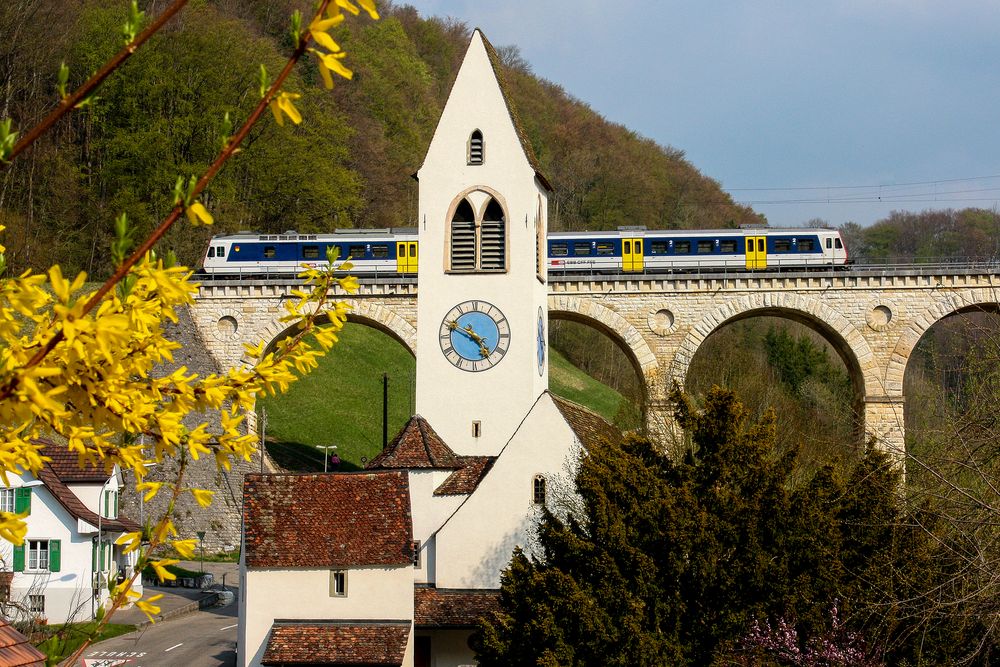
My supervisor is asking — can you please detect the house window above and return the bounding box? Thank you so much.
[532,475,546,505]
[103,489,118,519]
[0,574,11,602]
[28,540,50,571]
[330,570,347,597]
[412,541,421,569]
[448,196,507,272]
[28,595,44,615]
[468,130,484,165]
[0,488,14,513]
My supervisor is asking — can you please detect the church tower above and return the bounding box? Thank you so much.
[415,29,552,456]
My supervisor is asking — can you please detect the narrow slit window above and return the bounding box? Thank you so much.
[468,130,484,165]
[450,199,476,270]
[330,570,347,597]
[532,475,546,505]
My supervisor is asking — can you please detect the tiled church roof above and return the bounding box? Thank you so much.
[550,393,623,449]
[243,472,412,568]
[433,457,495,496]
[263,621,410,666]
[414,586,500,628]
[367,416,462,470]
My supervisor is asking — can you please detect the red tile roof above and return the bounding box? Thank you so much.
[367,416,462,470]
[0,619,46,666]
[550,394,623,449]
[36,467,140,533]
[433,457,495,496]
[414,587,500,628]
[39,442,110,483]
[262,621,409,666]
[244,472,413,568]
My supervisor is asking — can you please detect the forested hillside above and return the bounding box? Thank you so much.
[0,0,759,277]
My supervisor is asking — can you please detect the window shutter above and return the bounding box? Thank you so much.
[14,488,31,515]
[450,221,476,270]
[113,492,119,519]
[48,541,60,572]
[480,220,505,269]
[469,130,484,164]
[13,545,24,572]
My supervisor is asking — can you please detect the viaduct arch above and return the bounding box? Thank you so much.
[191,270,1000,461]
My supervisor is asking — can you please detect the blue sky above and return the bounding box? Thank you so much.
[402,1,1000,227]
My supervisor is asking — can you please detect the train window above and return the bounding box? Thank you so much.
[596,242,614,256]
[551,243,568,257]
[217,246,225,257]
[651,241,668,254]
[720,240,737,253]
[697,240,714,254]
[835,238,843,249]
[302,245,320,259]
[799,239,815,252]
[263,246,276,259]
[207,247,215,258]
[574,244,592,256]
[372,245,389,258]
[774,239,792,252]
[348,244,366,258]
[826,238,832,249]
[757,238,765,252]
[675,241,691,254]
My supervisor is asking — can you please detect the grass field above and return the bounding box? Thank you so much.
[258,323,630,470]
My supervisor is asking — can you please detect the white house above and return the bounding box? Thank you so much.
[0,444,142,624]
[239,29,623,667]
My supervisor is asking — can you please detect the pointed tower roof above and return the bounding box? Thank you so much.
[367,415,462,469]
[419,29,552,191]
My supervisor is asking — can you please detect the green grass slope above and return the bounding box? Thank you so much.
[259,325,628,471]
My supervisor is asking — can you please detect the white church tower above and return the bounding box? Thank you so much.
[415,29,552,457]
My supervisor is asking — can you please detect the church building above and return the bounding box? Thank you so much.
[238,29,620,667]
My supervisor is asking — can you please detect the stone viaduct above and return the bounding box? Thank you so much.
[190,266,1000,460]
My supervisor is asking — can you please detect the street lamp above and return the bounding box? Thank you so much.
[317,445,338,473]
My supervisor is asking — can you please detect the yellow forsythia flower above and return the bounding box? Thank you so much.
[136,481,163,502]
[357,0,380,20]
[190,488,214,508]
[0,512,28,546]
[151,559,179,582]
[313,50,352,90]
[172,538,198,559]
[115,531,143,554]
[186,201,213,226]
[269,91,302,126]
[136,593,164,622]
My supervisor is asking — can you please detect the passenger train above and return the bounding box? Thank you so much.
[200,226,847,276]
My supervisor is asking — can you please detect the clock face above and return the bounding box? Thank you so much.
[439,300,511,372]
[536,307,545,376]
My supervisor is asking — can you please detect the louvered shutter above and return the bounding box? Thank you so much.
[48,540,60,572]
[14,488,30,515]
[480,220,505,269]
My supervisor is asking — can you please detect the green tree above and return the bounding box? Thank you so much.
[476,387,927,665]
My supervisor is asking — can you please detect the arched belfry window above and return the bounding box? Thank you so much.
[468,130,484,165]
[450,199,476,270]
[480,199,505,270]
[448,194,507,272]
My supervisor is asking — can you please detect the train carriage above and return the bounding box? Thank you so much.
[200,226,846,277]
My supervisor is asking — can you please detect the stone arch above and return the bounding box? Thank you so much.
[886,287,1000,393]
[547,295,659,402]
[244,298,417,366]
[672,292,881,400]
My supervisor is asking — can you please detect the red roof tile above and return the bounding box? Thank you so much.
[414,587,500,628]
[39,440,110,483]
[550,393,623,449]
[0,619,46,666]
[433,457,495,496]
[367,416,461,470]
[244,472,413,568]
[36,467,140,533]
[262,621,409,666]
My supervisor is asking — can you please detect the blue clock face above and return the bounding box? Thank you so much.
[439,301,510,372]
[537,307,545,376]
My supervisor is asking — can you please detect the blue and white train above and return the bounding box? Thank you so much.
[200,226,847,276]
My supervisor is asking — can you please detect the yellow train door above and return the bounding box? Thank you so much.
[622,238,644,272]
[745,236,767,270]
[396,241,418,273]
